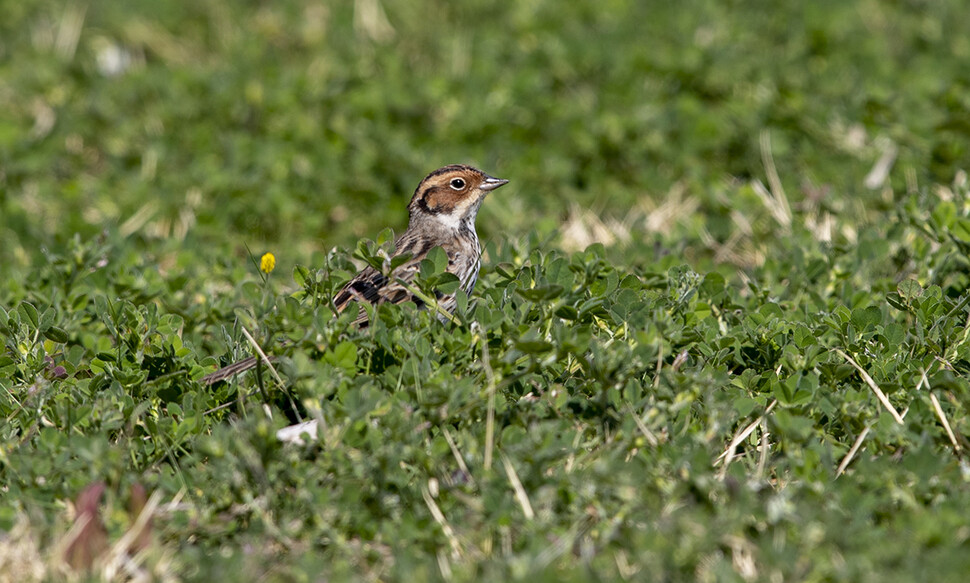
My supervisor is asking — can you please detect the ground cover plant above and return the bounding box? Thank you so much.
[2,0,970,580]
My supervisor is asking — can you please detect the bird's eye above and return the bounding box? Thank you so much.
[449,178,466,190]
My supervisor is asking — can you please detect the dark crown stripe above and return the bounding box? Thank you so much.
[423,164,476,180]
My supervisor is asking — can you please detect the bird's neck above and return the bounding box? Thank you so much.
[409,212,478,238]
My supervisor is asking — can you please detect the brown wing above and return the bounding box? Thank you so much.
[332,255,424,326]
[332,266,388,308]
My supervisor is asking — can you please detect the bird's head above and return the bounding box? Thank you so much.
[408,164,508,229]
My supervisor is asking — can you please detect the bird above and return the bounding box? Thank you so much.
[200,164,509,385]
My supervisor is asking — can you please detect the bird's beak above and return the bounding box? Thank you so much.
[480,175,510,191]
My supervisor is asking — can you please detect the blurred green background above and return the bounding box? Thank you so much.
[3,0,969,278]
[4,1,970,580]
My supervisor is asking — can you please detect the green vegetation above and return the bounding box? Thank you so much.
[3,0,970,580]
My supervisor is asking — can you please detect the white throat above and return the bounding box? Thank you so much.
[435,212,472,232]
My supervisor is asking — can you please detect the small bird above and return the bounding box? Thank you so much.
[201,164,508,385]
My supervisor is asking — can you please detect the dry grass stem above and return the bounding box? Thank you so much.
[476,322,497,472]
[836,425,872,477]
[756,417,770,481]
[835,349,905,424]
[501,453,535,520]
[626,403,660,447]
[929,391,961,454]
[864,136,898,189]
[561,203,634,251]
[715,400,777,473]
[422,485,462,559]
[442,426,477,488]
[240,326,303,423]
[240,326,285,389]
[757,130,793,229]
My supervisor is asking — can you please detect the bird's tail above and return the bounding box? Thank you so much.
[201,356,276,385]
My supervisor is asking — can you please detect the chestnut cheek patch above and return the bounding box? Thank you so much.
[421,187,463,215]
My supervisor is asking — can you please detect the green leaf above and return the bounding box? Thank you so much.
[555,305,579,320]
[886,292,907,311]
[792,324,814,348]
[591,271,620,297]
[39,308,56,332]
[773,376,795,405]
[419,248,448,279]
[515,285,564,302]
[94,295,115,335]
[897,279,922,300]
[546,257,576,289]
[44,326,69,343]
[699,272,726,298]
[931,200,956,229]
[376,227,396,246]
[620,274,642,290]
[758,302,784,320]
[293,264,309,286]
[882,323,905,346]
[850,306,882,330]
[733,397,759,416]
[326,341,357,371]
[426,247,448,273]
[18,302,38,330]
[455,289,469,314]
[389,252,414,271]
[433,272,461,295]
[494,263,516,280]
[515,339,554,354]
[354,239,385,270]
[772,409,814,440]
[952,218,970,243]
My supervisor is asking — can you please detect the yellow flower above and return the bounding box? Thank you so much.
[260,252,276,274]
